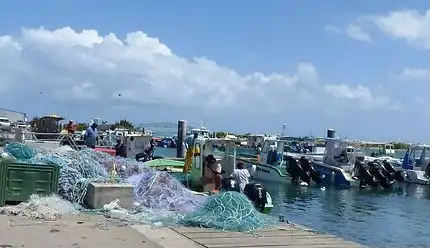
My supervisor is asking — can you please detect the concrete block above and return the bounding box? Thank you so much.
[85,182,134,210]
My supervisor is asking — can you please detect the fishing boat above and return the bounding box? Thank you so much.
[361,141,401,166]
[398,144,430,185]
[181,137,274,214]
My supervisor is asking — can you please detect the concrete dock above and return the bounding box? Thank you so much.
[0,214,363,248]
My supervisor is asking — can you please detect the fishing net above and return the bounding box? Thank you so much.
[180,191,276,232]
[0,194,77,220]
[1,143,275,232]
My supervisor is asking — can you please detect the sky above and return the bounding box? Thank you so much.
[0,0,429,142]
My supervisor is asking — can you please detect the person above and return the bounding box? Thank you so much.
[65,120,76,134]
[84,123,98,149]
[231,162,250,193]
[202,154,222,192]
[115,138,126,157]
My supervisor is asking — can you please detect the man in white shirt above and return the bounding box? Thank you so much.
[231,162,251,193]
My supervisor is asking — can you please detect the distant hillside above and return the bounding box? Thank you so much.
[137,121,193,130]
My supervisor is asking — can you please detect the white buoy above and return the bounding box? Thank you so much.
[300,181,308,186]
[321,187,326,191]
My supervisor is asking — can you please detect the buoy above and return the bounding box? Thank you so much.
[321,187,326,191]
[300,181,308,186]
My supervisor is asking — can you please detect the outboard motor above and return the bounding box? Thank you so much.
[135,152,151,162]
[368,162,393,189]
[382,160,406,182]
[221,177,241,192]
[285,156,304,184]
[244,183,267,213]
[354,161,376,188]
[424,163,430,179]
[298,157,324,184]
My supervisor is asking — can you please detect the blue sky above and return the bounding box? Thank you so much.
[0,0,429,142]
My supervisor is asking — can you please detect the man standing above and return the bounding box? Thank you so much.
[231,162,251,193]
[202,154,223,192]
[84,123,98,149]
[115,138,127,157]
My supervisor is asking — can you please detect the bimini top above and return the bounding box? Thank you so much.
[40,114,64,121]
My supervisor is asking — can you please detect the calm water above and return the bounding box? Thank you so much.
[153,146,430,248]
[264,182,430,248]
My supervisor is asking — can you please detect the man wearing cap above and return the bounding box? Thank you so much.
[202,154,223,192]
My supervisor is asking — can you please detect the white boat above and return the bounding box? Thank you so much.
[398,144,430,185]
[238,138,364,188]
[361,141,401,166]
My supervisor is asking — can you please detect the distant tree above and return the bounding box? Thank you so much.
[392,142,410,150]
[75,123,87,131]
[113,119,134,130]
[215,131,227,138]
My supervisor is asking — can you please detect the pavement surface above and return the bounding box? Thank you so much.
[0,214,162,248]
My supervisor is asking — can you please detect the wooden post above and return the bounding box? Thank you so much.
[177,120,187,158]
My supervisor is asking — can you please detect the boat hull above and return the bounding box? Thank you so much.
[238,158,356,188]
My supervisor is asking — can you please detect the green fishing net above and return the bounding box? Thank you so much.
[180,191,276,232]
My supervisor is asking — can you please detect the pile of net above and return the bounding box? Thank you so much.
[0,194,77,220]
[180,191,276,231]
[1,143,276,232]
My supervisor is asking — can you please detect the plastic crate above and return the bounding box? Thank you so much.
[0,162,59,205]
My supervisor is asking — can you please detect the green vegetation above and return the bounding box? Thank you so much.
[111,119,134,130]
[215,131,227,138]
[392,142,410,150]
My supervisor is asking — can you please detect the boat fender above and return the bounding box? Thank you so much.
[248,164,257,176]
[331,171,335,184]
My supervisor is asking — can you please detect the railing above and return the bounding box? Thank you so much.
[23,132,83,150]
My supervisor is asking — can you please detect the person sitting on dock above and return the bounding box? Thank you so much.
[84,123,98,149]
[202,154,223,193]
[65,120,76,134]
[231,162,250,193]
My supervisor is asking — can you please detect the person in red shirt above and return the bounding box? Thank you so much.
[65,120,76,134]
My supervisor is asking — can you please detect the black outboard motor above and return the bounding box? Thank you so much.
[381,160,406,182]
[424,163,430,179]
[244,183,267,213]
[368,162,393,189]
[354,161,376,188]
[285,156,304,184]
[221,177,241,192]
[298,157,324,184]
[135,152,151,162]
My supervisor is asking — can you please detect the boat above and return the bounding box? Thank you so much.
[398,144,430,185]
[236,133,402,188]
[361,141,401,166]
[181,137,274,214]
[282,137,326,160]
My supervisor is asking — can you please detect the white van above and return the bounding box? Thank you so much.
[0,117,11,131]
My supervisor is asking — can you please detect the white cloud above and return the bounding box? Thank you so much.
[0,27,394,116]
[397,67,430,81]
[324,25,342,34]
[324,84,390,109]
[324,24,372,42]
[364,9,430,49]
[345,25,373,42]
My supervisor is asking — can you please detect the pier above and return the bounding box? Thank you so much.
[136,224,364,248]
